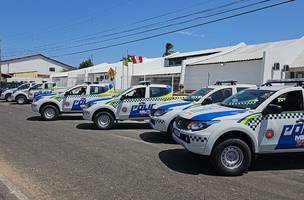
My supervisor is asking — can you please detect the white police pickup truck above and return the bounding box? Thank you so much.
[150,81,254,136]
[173,79,304,176]
[31,83,114,120]
[0,82,37,102]
[83,82,184,130]
[12,82,63,104]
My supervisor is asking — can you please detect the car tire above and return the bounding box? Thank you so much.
[41,105,59,121]
[211,138,252,176]
[94,111,115,130]
[16,95,27,105]
[5,93,12,102]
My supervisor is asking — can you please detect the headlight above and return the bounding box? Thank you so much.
[153,109,172,117]
[187,120,219,131]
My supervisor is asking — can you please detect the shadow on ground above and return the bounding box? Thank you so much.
[27,115,84,121]
[139,131,177,144]
[159,149,304,176]
[76,122,151,130]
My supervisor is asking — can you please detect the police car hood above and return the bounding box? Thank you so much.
[179,104,248,121]
[156,99,193,110]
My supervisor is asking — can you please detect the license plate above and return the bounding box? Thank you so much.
[174,128,181,137]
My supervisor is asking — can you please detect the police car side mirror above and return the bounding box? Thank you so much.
[120,95,125,101]
[64,92,69,97]
[262,104,282,116]
[201,97,213,105]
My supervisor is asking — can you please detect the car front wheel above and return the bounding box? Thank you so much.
[16,95,27,104]
[5,93,12,102]
[94,111,115,130]
[41,105,59,121]
[211,139,252,176]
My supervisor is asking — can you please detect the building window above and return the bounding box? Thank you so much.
[49,67,56,72]
[165,58,184,67]
[272,63,280,71]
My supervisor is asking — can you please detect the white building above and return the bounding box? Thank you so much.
[0,54,75,82]
[182,37,304,91]
[50,36,304,92]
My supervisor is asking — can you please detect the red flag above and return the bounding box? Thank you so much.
[138,56,143,63]
[131,56,137,64]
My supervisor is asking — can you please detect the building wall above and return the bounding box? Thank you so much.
[1,57,68,76]
[263,38,304,82]
[184,60,264,91]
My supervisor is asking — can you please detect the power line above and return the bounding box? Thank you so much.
[39,0,274,53]
[3,0,252,56]
[52,0,295,58]
[3,0,222,55]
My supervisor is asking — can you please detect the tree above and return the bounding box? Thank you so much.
[79,58,94,69]
[163,42,174,56]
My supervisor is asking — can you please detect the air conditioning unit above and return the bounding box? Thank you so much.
[272,63,280,70]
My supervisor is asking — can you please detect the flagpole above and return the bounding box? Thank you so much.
[127,50,129,88]
[122,55,125,89]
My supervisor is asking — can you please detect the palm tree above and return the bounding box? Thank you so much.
[163,42,174,56]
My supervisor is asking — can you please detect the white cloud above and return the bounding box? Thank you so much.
[177,31,205,38]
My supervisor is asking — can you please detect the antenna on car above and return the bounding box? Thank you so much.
[139,81,151,86]
[214,80,237,86]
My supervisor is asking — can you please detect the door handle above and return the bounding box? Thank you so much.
[296,119,304,123]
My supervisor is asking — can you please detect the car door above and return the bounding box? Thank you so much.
[258,90,304,152]
[62,86,88,112]
[117,87,148,120]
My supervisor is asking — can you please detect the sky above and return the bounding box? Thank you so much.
[0,0,303,67]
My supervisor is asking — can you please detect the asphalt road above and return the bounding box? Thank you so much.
[0,102,304,200]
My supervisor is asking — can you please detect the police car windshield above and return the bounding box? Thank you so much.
[221,89,275,109]
[184,88,214,102]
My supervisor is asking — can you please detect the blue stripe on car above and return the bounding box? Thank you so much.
[158,101,192,110]
[191,109,246,121]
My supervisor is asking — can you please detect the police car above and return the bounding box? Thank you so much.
[0,82,37,102]
[173,79,304,176]
[31,83,114,120]
[83,82,184,130]
[12,82,63,104]
[150,81,254,136]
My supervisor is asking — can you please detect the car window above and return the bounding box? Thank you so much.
[269,91,303,111]
[124,87,146,99]
[237,87,249,93]
[210,88,232,103]
[18,84,30,90]
[68,86,87,95]
[90,86,106,95]
[30,84,43,90]
[150,87,170,98]
[184,88,214,102]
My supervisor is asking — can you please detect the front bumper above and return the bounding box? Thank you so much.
[31,103,39,113]
[150,116,168,132]
[172,127,210,156]
[0,93,5,100]
[83,109,92,120]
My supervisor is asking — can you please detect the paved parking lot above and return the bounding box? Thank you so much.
[0,101,304,200]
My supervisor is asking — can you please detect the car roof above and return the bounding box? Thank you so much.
[206,84,255,89]
[257,85,302,91]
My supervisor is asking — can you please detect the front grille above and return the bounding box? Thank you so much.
[175,117,191,130]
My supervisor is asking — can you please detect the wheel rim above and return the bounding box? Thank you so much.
[44,108,56,119]
[220,146,244,170]
[17,97,25,104]
[98,114,110,128]
[7,96,12,101]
